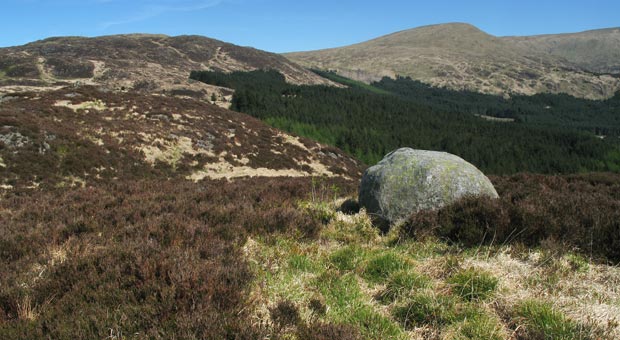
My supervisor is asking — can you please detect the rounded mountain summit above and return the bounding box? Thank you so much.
[359,148,498,228]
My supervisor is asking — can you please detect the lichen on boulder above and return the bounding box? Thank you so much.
[359,148,498,229]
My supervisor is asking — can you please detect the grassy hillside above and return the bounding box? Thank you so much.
[285,23,620,99]
[190,69,620,174]
[0,34,336,101]
[0,86,361,192]
[504,27,620,75]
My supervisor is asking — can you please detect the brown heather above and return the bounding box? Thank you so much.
[402,173,620,263]
[0,177,357,339]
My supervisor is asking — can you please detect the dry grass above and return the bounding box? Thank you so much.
[286,23,620,99]
[241,174,620,339]
[16,296,37,322]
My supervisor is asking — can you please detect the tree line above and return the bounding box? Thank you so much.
[190,70,620,174]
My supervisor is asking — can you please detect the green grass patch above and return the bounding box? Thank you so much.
[377,270,431,303]
[392,293,459,328]
[398,238,452,259]
[298,199,336,225]
[448,268,498,301]
[565,253,590,273]
[324,215,379,244]
[362,252,411,284]
[315,271,363,311]
[514,300,592,340]
[349,306,404,339]
[314,270,405,339]
[329,245,367,272]
[288,254,316,272]
[445,313,506,340]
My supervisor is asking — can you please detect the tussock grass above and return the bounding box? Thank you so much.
[376,270,431,303]
[448,268,498,301]
[513,300,593,340]
[392,292,459,328]
[245,183,620,339]
[362,252,412,284]
[444,313,507,340]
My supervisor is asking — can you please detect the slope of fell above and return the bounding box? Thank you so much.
[504,27,620,75]
[0,34,336,99]
[0,86,361,192]
[285,23,620,99]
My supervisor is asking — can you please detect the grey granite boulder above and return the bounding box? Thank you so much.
[359,148,498,228]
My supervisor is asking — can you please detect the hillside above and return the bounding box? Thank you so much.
[0,85,361,191]
[190,69,620,174]
[285,23,620,99]
[1,28,620,339]
[0,34,336,101]
[504,27,620,75]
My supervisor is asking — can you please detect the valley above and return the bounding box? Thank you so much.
[1,24,620,339]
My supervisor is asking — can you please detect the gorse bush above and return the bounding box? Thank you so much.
[402,173,620,263]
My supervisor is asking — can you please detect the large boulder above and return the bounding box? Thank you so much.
[359,148,498,228]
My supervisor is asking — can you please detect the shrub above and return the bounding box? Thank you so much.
[0,177,357,339]
[401,173,620,264]
[436,196,510,246]
[338,198,360,215]
[269,300,300,330]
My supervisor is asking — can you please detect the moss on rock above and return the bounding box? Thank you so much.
[359,148,498,228]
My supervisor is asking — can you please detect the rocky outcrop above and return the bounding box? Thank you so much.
[359,148,498,228]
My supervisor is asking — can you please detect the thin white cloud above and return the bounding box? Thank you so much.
[99,0,225,30]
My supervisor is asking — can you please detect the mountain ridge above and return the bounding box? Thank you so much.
[503,27,620,75]
[0,34,336,100]
[285,23,620,99]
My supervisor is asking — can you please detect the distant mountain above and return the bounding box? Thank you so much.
[0,34,335,100]
[285,23,620,99]
[504,27,620,75]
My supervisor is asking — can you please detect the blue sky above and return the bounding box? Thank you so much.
[2,0,619,52]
